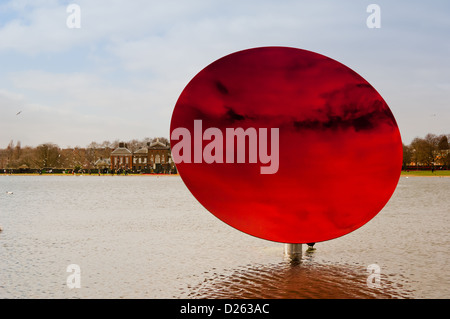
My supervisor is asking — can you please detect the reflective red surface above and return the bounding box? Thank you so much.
[170,47,402,243]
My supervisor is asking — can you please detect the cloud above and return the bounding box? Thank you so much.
[0,71,173,147]
[0,0,449,147]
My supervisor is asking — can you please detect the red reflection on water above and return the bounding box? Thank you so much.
[184,260,412,299]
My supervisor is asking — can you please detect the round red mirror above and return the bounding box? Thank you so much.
[170,47,402,243]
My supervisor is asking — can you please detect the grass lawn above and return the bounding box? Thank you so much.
[401,170,450,176]
[1,173,179,176]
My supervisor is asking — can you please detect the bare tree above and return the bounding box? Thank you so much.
[34,143,61,168]
[410,137,435,166]
[437,135,449,150]
[126,139,141,152]
[5,140,14,167]
[14,141,22,161]
[101,140,112,149]
[402,143,413,168]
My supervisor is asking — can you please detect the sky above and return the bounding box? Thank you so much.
[0,0,449,148]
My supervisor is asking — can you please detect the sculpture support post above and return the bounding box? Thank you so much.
[284,243,302,261]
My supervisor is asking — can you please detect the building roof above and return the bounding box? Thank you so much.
[148,138,169,150]
[134,147,148,154]
[111,147,132,155]
[95,158,111,166]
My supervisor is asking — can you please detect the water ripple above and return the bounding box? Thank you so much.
[182,259,413,299]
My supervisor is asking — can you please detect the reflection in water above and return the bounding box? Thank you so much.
[184,251,413,299]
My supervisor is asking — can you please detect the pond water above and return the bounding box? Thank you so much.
[0,175,448,298]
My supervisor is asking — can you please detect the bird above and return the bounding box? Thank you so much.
[6,191,13,195]
[16,111,22,115]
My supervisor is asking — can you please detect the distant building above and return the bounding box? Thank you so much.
[110,143,132,171]
[133,146,148,172]
[110,140,176,174]
[147,138,174,174]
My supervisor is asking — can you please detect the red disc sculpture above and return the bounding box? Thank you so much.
[170,47,402,243]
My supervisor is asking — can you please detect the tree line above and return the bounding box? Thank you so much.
[0,137,169,171]
[1,133,449,171]
[403,133,450,168]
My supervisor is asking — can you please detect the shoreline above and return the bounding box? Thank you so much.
[400,170,450,177]
[0,173,180,177]
[1,171,449,177]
